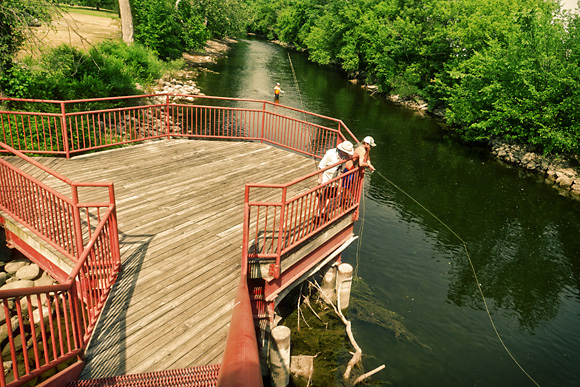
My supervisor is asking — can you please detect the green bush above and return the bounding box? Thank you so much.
[0,41,176,106]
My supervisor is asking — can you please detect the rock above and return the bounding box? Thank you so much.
[556,175,574,188]
[570,189,580,198]
[32,307,51,324]
[0,272,7,287]
[521,153,533,164]
[546,170,557,182]
[539,160,550,171]
[34,273,55,287]
[15,264,40,281]
[0,280,35,290]
[0,324,8,344]
[4,260,29,275]
[290,355,314,380]
[2,333,23,357]
[19,298,30,317]
[560,168,577,178]
[2,360,11,376]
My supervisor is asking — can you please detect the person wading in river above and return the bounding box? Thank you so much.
[274,82,284,101]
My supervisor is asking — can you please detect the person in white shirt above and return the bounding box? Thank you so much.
[318,141,355,184]
[316,141,354,220]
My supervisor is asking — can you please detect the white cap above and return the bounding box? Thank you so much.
[337,141,354,155]
[363,136,376,147]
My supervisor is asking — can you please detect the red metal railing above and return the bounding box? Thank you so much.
[0,205,119,386]
[241,158,363,279]
[0,143,120,386]
[0,95,360,386]
[0,95,356,159]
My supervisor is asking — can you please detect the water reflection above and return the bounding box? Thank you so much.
[195,36,580,386]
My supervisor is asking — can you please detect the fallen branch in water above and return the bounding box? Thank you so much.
[303,295,324,323]
[309,278,385,382]
[337,281,362,380]
[354,364,386,385]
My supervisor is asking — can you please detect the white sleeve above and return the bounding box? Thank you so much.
[318,150,330,169]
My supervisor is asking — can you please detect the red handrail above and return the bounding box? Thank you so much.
[0,95,360,386]
[216,275,263,387]
[0,204,119,386]
[0,141,120,386]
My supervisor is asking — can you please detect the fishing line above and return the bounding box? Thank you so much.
[353,181,366,282]
[287,52,319,165]
[364,169,541,387]
[288,52,306,114]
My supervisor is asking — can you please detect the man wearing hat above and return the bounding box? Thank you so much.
[346,136,376,172]
[316,141,355,220]
[274,82,284,100]
[318,141,355,184]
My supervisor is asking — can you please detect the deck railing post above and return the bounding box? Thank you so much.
[165,94,171,139]
[108,184,121,267]
[61,101,71,158]
[260,102,266,143]
[274,187,287,279]
[70,184,85,260]
[241,184,251,276]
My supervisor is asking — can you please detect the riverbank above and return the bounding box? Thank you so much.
[353,84,580,201]
[160,37,580,202]
[145,39,235,99]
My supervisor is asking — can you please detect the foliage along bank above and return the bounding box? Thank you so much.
[245,0,580,157]
[0,0,246,106]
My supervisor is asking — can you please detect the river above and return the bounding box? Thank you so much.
[194,37,580,386]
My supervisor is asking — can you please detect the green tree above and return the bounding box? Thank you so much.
[443,2,580,153]
[0,0,57,76]
[130,0,245,60]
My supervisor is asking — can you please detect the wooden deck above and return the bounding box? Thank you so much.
[4,139,317,379]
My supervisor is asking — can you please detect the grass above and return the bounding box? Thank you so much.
[60,4,119,19]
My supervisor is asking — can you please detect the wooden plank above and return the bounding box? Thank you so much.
[2,139,317,379]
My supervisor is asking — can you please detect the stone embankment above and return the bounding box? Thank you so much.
[145,39,234,103]
[355,84,580,200]
[0,254,57,375]
[489,138,580,199]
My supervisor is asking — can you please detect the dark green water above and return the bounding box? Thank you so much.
[195,37,580,386]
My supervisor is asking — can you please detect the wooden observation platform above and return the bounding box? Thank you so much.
[5,138,316,379]
[0,95,363,386]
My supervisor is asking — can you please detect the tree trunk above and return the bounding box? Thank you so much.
[118,0,134,44]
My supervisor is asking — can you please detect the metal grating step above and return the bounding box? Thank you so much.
[66,364,221,387]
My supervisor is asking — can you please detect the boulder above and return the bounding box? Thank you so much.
[4,260,28,275]
[560,168,577,178]
[15,264,41,281]
[556,175,574,188]
[0,280,35,291]
[34,273,55,287]
[32,307,51,324]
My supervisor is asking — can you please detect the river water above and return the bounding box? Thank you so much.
[194,37,580,386]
